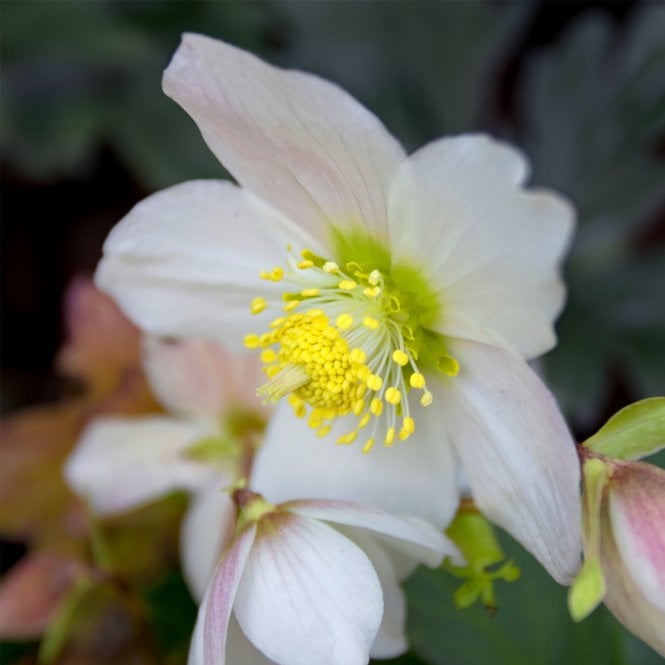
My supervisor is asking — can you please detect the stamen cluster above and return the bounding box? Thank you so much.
[244,249,453,453]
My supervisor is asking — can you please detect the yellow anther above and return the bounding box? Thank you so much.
[384,427,395,447]
[409,372,426,389]
[250,297,268,315]
[349,348,366,364]
[359,412,371,428]
[398,428,411,441]
[260,266,284,282]
[362,438,375,454]
[392,349,409,366]
[317,425,332,438]
[363,316,380,329]
[301,288,320,298]
[366,374,383,391]
[337,431,357,446]
[323,261,339,273]
[353,399,365,416]
[297,260,314,269]
[402,416,415,434]
[368,270,381,286]
[363,286,381,298]
[244,334,260,349]
[421,390,433,406]
[270,316,286,328]
[265,365,280,378]
[338,280,357,291]
[260,349,276,363]
[385,387,402,405]
[370,398,383,416]
[283,300,301,312]
[287,394,306,419]
[336,313,354,330]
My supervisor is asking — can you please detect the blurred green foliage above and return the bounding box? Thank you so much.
[2,1,664,664]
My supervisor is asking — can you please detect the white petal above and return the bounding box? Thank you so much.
[64,416,215,514]
[250,400,460,530]
[389,135,574,359]
[234,513,382,665]
[181,485,236,603]
[287,499,454,568]
[163,34,405,250]
[439,339,582,583]
[341,528,407,659]
[198,524,257,665]
[96,180,296,349]
[143,336,267,421]
[608,461,665,613]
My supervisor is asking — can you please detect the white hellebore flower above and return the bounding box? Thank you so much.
[97,35,581,583]
[189,489,459,665]
[65,336,268,599]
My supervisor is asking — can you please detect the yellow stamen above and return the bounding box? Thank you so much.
[385,386,402,405]
[421,390,433,406]
[363,316,380,329]
[244,334,260,349]
[384,427,395,447]
[409,373,426,389]
[366,374,383,391]
[392,349,409,366]
[370,398,383,416]
[338,280,357,290]
[362,438,375,454]
[336,313,354,330]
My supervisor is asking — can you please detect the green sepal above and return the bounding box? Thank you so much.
[583,396,665,460]
[568,558,606,622]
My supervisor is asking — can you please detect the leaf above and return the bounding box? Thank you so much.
[584,397,665,460]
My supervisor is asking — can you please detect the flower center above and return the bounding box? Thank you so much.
[244,247,458,453]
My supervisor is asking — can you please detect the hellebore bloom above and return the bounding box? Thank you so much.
[96,35,581,582]
[189,489,459,665]
[570,449,665,656]
[65,336,268,599]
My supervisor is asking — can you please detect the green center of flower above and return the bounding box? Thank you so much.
[244,235,457,453]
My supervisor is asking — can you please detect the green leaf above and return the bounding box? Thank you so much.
[583,397,665,460]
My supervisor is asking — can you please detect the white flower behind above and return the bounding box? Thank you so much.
[96,34,581,583]
[64,336,268,600]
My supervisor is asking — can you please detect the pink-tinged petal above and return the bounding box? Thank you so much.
[250,399,460,531]
[343,529,407,659]
[234,513,382,665]
[64,416,216,514]
[143,336,267,420]
[389,135,574,359]
[608,460,665,613]
[196,524,257,665]
[287,499,454,568]
[56,276,142,390]
[96,180,294,349]
[440,339,582,584]
[181,485,236,603]
[163,34,405,250]
[600,509,665,657]
[0,553,85,639]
